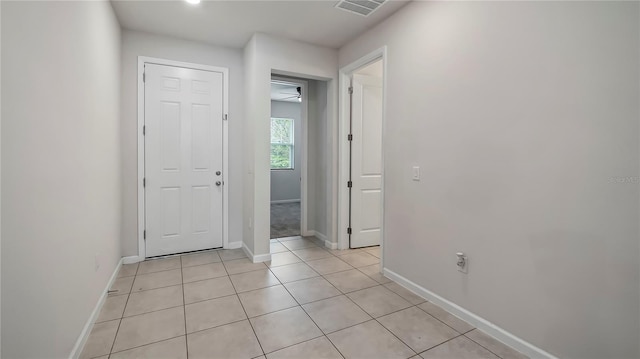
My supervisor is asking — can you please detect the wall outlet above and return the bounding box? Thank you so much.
[456,252,468,274]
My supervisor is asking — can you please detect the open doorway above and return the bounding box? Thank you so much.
[339,53,385,251]
[270,78,307,239]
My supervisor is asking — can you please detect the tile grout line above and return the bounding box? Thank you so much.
[179,256,189,359]
[462,330,510,359]
[105,263,138,356]
[265,263,345,358]
[225,264,267,358]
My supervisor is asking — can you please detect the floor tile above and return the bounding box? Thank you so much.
[266,336,342,359]
[182,262,227,283]
[238,285,298,317]
[306,256,353,275]
[270,242,289,254]
[181,251,221,267]
[110,276,134,296]
[110,336,187,359]
[281,239,317,251]
[384,282,426,305]
[132,269,182,292]
[363,246,381,258]
[185,295,247,333]
[418,302,474,334]
[338,251,379,268]
[347,285,412,318]
[112,307,185,352]
[420,336,499,359]
[283,277,341,304]
[250,306,323,354]
[327,248,361,256]
[327,320,414,359]
[378,307,459,353]
[270,262,319,283]
[137,257,181,275]
[118,263,139,278]
[277,236,303,242]
[230,269,280,293]
[267,251,302,267]
[465,330,529,359]
[358,264,391,284]
[219,248,247,261]
[224,258,268,275]
[183,276,236,304]
[323,269,378,293]
[124,285,183,317]
[80,319,119,359]
[302,295,371,334]
[96,294,128,323]
[292,247,332,261]
[306,236,327,248]
[187,320,263,359]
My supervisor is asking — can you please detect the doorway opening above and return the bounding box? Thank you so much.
[339,50,386,254]
[270,78,306,239]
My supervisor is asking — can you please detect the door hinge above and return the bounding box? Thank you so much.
[143,177,146,187]
[347,134,353,141]
[223,114,228,121]
[347,180,352,188]
[143,230,146,240]
[143,72,146,83]
[348,86,353,95]
[143,125,146,136]
[347,227,352,235]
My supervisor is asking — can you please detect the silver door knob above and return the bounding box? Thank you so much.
[216,171,221,176]
[216,181,222,186]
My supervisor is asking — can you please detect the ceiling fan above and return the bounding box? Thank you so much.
[280,86,302,102]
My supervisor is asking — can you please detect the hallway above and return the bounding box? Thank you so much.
[82,237,527,359]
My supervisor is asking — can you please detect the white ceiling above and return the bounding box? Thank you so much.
[110,0,409,49]
[271,82,301,103]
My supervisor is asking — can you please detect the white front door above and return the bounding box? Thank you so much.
[350,74,383,248]
[145,63,224,257]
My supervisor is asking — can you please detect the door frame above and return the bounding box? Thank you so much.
[270,76,310,238]
[137,56,229,260]
[338,47,387,255]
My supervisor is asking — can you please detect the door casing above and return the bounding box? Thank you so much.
[137,56,230,261]
[338,47,387,259]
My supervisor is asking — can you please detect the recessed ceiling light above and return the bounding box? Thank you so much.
[185,0,201,4]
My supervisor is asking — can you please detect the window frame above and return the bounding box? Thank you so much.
[270,117,295,170]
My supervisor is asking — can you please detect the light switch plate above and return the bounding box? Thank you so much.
[412,166,420,181]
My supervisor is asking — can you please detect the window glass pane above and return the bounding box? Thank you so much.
[271,144,293,169]
[271,118,293,144]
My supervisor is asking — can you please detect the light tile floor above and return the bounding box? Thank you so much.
[81,236,529,359]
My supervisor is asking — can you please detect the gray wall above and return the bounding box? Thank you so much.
[270,100,301,202]
[1,1,122,357]
[339,2,640,358]
[120,30,245,255]
[307,80,329,239]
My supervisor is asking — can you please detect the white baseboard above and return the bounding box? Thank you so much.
[270,199,300,204]
[242,243,271,263]
[69,257,124,359]
[227,241,242,249]
[309,230,337,249]
[122,255,143,264]
[383,268,557,359]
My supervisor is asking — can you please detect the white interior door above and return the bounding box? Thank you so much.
[350,74,383,248]
[145,63,224,257]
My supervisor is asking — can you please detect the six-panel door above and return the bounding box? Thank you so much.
[145,63,224,257]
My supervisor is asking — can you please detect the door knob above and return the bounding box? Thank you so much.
[216,171,221,176]
[216,181,222,186]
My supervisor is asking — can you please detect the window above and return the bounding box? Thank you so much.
[270,118,295,170]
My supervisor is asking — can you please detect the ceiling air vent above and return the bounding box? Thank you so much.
[335,0,386,17]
